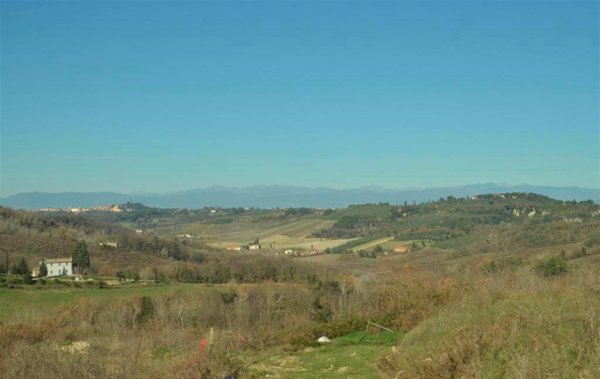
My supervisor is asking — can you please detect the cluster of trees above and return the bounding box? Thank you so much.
[85,203,275,229]
[113,233,209,262]
[11,257,30,276]
[324,235,385,254]
[1,257,34,284]
[146,254,315,284]
[313,194,599,255]
[0,207,105,234]
[1,239,91,282]
[357,244,384,259]
[395,227,461,242]
[315,215,390,239]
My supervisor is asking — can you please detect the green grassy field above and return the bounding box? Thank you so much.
[0,283,219,323]
[259,237,356,251]
[245,331,400,378]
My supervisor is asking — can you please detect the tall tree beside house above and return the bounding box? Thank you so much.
[11,257,33,283]
[13,257,29,276]
[73,240,90,274]
[39,260,48,277]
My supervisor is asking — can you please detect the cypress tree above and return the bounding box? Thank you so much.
[73,240,90,274]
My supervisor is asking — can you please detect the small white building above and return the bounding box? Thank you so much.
[43,258,74,277]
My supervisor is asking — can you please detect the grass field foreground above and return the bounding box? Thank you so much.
[378,266,600,378]
[0,282,224,323]
[245,331,400,379]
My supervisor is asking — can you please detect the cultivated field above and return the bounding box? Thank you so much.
[350,236,395,251]
[178,218,354,250]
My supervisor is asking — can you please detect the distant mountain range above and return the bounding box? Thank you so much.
[1,184,598,209]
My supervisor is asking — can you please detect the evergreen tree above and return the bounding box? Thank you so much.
[14,257,29,276]
[39,260,48,277]
[73,240,90,274]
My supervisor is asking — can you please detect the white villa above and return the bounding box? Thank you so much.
[42,257,74,277]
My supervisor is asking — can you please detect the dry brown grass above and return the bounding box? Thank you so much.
[378,266,600,379]
[1,270,462,378]
[3,253,599,379]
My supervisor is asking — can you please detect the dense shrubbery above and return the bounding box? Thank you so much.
[378,267,600,379]
[482,256,523,275]
[156,253,315,285]
[0,206,122,235]
[535,256,568,277]
[115,233,196,261]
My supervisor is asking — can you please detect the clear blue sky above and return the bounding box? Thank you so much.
[1,1,598,196]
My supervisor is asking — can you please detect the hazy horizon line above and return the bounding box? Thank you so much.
[3,182,599,198]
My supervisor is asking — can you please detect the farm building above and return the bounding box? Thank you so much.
[98,241,118,248]
[42,257,74,277]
